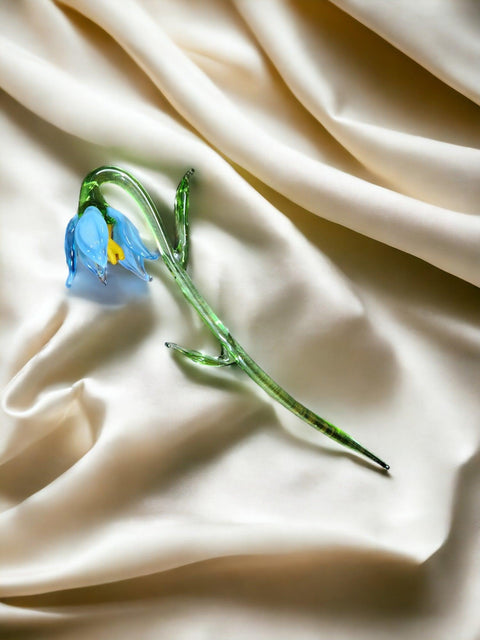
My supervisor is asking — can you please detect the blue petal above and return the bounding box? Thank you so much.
[118,247,152,281]
[107,207,159,261]
[64,214,79,288]
[74,206,108,281]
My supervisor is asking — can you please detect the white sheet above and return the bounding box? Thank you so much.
[1,1,479,638]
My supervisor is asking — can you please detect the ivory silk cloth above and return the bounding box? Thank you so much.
[1,0,480,638]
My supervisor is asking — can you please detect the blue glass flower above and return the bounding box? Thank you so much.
[65,205,159,287]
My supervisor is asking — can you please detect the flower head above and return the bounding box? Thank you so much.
[65,205,158,287]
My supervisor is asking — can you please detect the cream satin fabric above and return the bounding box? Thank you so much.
[1,1,480,638]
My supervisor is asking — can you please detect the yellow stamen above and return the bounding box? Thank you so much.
[107,225,124,264]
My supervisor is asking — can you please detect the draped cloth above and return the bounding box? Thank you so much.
[1,1,479,637]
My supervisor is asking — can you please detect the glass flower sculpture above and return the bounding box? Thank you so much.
[66,166,389,471]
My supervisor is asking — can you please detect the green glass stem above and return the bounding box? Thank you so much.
[78,166,390,471]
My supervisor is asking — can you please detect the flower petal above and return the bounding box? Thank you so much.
[107,207,159,261]
[118,247,151,281]
[64,214,79,288]
[74,206,108,280]
[77,247,107,283]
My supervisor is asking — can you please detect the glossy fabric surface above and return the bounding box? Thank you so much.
[1,1,479,639]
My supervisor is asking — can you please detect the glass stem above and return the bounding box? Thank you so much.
[78,166,389,471]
